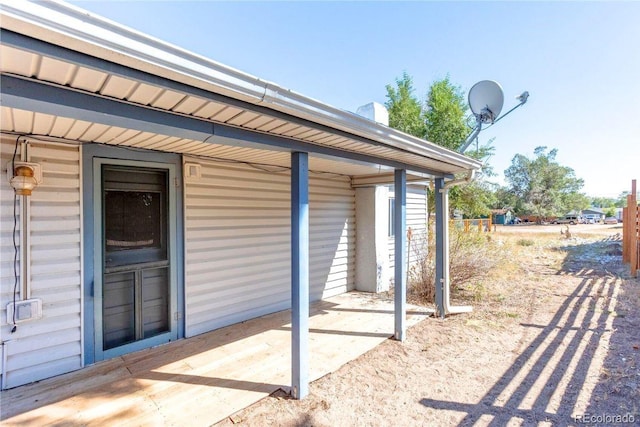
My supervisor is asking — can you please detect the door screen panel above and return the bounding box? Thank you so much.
[102,166,170,351]
[105,191,162,252]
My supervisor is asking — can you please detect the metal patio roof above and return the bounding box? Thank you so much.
[0,0,482,178]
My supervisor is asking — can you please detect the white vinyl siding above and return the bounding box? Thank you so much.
[184,158,354,337]
[0,138,22,388]
[0,137,82,389]
[388,186,428,272]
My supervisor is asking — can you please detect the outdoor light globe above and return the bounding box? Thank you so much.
[10,165,38,196]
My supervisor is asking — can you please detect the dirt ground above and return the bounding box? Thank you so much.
[216,224,639,426]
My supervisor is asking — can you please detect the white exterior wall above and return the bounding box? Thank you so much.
[388,186,428,273]
[0,144,356,385]
[355,186,390,293]
[1,137,82,389]
[184,158,355,337]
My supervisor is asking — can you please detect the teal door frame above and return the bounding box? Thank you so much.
[83,145,184,365]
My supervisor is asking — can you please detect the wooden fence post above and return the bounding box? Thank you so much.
[630,180,638,277]
[623,179,638,277]
[623,206,629,263]
[636,204,639,277]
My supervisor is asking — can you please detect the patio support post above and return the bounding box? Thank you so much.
[434,177,447,318]
[291,151,309,399]
[394,169,407,341]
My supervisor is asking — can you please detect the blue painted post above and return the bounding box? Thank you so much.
[434,178,446,318]
[394,169,407,341]
[291,152,309,399]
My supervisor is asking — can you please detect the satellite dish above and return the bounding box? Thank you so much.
[468,80,504,124]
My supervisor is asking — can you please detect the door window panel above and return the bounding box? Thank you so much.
[105,191,161,251]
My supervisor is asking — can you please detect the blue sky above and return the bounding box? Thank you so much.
[71,1,639,198]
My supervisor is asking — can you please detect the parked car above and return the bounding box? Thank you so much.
[583,214,601,224]
[552,215,582,225]
[604,217,618,224]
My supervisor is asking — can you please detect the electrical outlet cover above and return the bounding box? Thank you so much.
[6,299,42,324]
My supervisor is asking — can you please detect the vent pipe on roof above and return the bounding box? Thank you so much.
[356,102,389,127]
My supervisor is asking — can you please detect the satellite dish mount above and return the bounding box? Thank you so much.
[459,80,529,153]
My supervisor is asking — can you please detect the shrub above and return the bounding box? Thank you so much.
[408,225,502,305]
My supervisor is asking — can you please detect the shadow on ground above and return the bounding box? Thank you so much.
[582,244,640,423]
[420,235,639,426]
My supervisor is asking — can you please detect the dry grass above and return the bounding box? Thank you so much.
[409,224,620,319]
[458,223,623,323]
[408,226,509,305]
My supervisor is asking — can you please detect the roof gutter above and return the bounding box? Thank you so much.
[1,0,482,173]
[443,170,476,189]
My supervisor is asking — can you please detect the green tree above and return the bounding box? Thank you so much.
[385,73,497,219]
[504,146,587,220]
[615,191,634,208]
[423,77,495,167]
[452,180,497,218]
[590,196,616,209]
[422,77,468,151]
[384,72,426,138]
[422,77,495,217]
[493,186,518,210]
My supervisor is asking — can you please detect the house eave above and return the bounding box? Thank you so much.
[0,0,482,175]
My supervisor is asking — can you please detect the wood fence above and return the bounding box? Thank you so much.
[452,217,493,233]
[622,179,639,277]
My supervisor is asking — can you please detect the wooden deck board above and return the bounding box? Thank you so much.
[1,292,430,426]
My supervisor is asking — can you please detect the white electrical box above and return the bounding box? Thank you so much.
[6,299,42,324]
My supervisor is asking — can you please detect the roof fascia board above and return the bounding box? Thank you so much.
[0,2,482,171]
[0,74,446,177]
[0,28,267,109]
[0,73,276,155]
[1,74,214,141]
[261,86,482,170]
[209,126,447,177]
[0,0,265,104]
[351,174,432,187]
[1,29,463,174]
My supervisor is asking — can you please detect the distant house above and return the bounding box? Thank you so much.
[491,209,513,225]
[582,207,605,222]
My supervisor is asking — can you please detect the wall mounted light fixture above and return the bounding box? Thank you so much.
[6,162,43,196]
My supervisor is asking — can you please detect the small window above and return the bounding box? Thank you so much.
[105,190,162,251]
[388,198,395,237]
[103,166,168,268]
